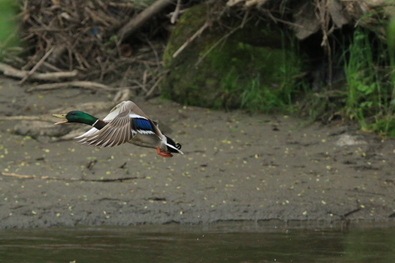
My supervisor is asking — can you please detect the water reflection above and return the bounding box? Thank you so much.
[1,222,395,263]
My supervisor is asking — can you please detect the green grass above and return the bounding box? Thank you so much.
[342,26,395,136]
[240,76,280,112]
[388,16,395,100]
[0,0,22,60]
[344,29,377,129]
[300,24,395,137]
[233,32,303,113]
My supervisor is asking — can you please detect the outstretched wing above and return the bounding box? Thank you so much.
[77,110,132,147]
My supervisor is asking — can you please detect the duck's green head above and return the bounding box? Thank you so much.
[53,111,98,125]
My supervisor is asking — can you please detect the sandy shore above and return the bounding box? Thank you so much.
[0,76,395,229]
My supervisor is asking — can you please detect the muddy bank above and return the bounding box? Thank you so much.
[0,77,395,229]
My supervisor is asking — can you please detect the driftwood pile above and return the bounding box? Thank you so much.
[1,0,178,96]
[0,0,392,94]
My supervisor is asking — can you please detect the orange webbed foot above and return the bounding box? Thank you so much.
[156,147,173,158]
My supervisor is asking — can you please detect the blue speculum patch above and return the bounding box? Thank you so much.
[133,118,153,131]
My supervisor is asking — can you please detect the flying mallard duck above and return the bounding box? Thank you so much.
[53,101,183,158]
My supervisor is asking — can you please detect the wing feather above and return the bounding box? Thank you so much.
[77,108,132,148]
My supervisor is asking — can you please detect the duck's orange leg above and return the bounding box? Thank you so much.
[156,147,173,158]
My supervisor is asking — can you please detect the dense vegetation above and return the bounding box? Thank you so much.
[1,0,395,135]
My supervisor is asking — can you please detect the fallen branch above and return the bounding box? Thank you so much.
[194,22,239,67]
[26,81,118,92]
[20,47,54,84]
[118,0,175,41]
[0,62,78,81]
[0,115,53,122]
[170,0,182,24]
[145,73,165,98]
[0,89,131,123]
[1,172,142,182]
[173,21,210,58]
[194,11,250,66]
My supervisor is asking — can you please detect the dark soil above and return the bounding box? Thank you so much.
[1,76,395,229]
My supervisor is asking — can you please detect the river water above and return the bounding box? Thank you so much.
[1,221,394,262]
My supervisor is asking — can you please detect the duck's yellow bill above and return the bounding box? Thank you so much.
[52,114,68,125]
